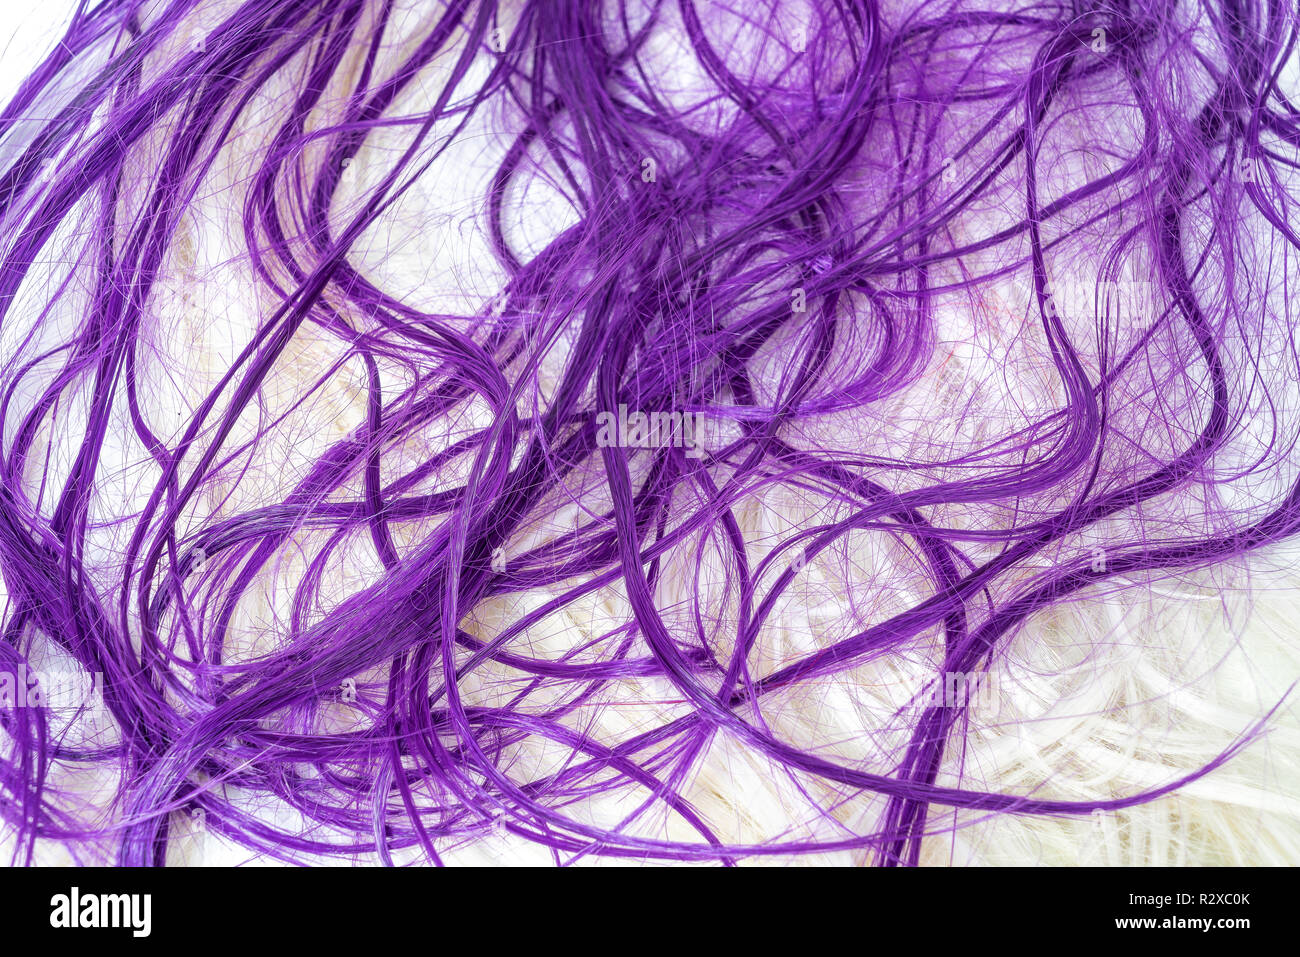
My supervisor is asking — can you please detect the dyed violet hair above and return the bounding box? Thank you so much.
[0,0,1298,865]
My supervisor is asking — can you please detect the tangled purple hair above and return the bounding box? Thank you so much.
[0,0,1298,865]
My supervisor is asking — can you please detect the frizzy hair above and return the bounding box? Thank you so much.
[0,0,1297,866]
